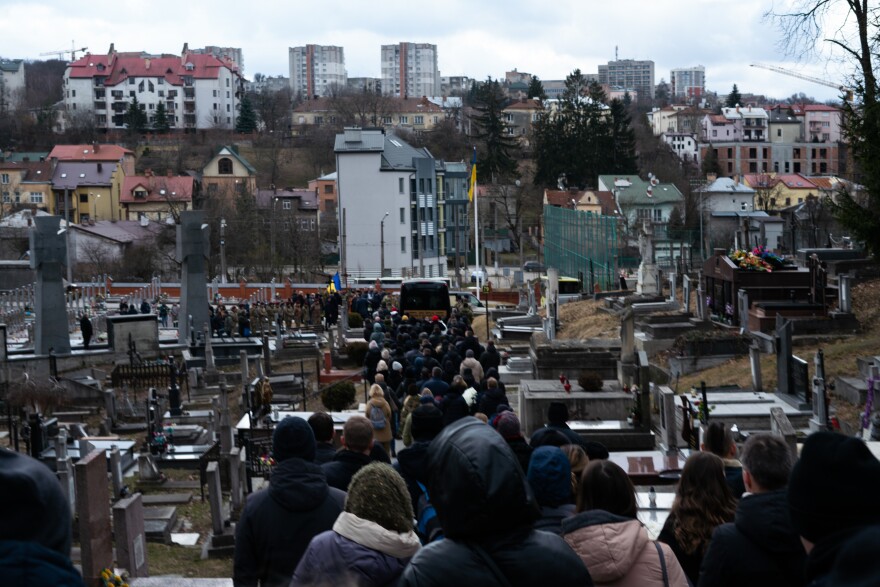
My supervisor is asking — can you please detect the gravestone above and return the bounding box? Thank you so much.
[738,290,750,332]
[76,449,113,584]
[138,453,162,482]
[636,223,660,295]
[113,493,148,578]
[667,272,677,303]
[616,308,636,387]
[239,350,249,410]
[56,430,76,514]
[30,216,70,355]
[769,407,798,460]
[839,274,852,313]
[682,275,692,314]
[749,345,763,391]
[635,351,652,431]
[654,386,685,451]
[202,461,235,558]
[110,445,125,500]
[810,349,828,432]
[695,280,706,321]
[177,211,210,345]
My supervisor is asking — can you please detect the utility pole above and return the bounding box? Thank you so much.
[219,217,227,283]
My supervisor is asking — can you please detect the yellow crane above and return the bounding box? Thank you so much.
[40,42,88,61]
[750,63,854,102]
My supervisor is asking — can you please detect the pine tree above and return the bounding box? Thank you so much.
[235,94,258,133]
[153,100,171,133]
[607,98,638,174]
[725,84,742,108]
[125,96,147,134]
[527,76,546,100]
[701,144,722,177]
[654,79,670,107]
[472,78,519,181]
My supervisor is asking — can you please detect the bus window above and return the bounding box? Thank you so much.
[399,280,451,320]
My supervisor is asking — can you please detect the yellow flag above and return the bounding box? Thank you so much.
[468,162,477,202]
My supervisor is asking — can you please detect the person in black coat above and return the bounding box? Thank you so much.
[479,340,501,375]
[394,404,444,515]
[439,382,470,427]
[478,377,509,420]
[234,417,345,587]
[80,313,93,350]
[529,402,609,461]
[0,448,86,587]
[321,416,374,492]
[495,411,533,475]
[307,412,337,465]
[699,433,806,587]
[398,417,593,587]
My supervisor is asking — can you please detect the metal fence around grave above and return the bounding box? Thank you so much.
[544,206,619,290]
[111,363,176,392]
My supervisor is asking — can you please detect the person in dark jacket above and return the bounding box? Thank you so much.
[527,446,576,535]
[307,411,337,465]
[699,433,806,587]
[495,410,533,474]
[292,463,421,587]
[787,432,880,587]
[824,525,880,587]
[233,416,345,587]
[478,377,508,420]
[363,340,382,385]
[321,416,374,492]
[702,421,746,498]
[422,366,450,397]
[529,402,610,460]
[479,340,501,374]
[80,313,93,350]
[439,381,470,427]
[0,448,86,587]
[394,404,445,514]
[398,417,593,587]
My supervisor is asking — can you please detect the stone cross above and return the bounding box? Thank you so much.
[30,216,71,355]
[810,349,828,432]
[769,406,798,460]
[76,449,113,584]
[176,211,210,344]
[206,461,226,536]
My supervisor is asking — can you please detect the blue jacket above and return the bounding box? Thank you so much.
[0,541,85,587]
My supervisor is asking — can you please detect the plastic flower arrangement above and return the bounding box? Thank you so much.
[751,245,789,269]
[729,248,773,272]
[101,568,128,587]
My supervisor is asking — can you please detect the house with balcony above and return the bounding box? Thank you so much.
[598,175,683,229]
[502,98,542,146]
[63,43,244,131]
[702,176,756,213]
[721,106,768,142]
[702,114,739,142]
[649,105,687,136]
[0,160,53,216]
[802,104,842,143]
[52,161,124,223]
[120,170,194,222]
[292,97,444,134]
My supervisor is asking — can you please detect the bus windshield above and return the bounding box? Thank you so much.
[399,280,451,320]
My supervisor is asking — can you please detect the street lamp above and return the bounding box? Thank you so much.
[219,217,227,283]
[380,211,390,278]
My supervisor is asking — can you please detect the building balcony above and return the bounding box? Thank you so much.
[183,88,195,99]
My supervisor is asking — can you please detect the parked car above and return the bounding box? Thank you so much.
[450,290,487,315]
[522,261,546,273]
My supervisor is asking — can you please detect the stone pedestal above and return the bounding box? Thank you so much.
[637,263,660,295]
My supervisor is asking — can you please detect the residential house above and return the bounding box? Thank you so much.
[292,96,444,133]
[701,142,841,177]
[334,128,446,279]
[502,99,542,146]
[0,160,53,216]
[48,143,136,176]
[670,66,706,101]
[662,132,700,166]
[200,145,257,202]
[597,174,684,228]
[289,45,347,99]
[742,173,821,208]
[649,105,687,136]
[443,161,470,275]
[255,188,321,270]
[702,113,739,142]
[0,59,25,111]
[720,106,769,142]
[1,152,49,163]
[52,161,124,223]
[768,105,802,144]
[68,220,177,275]
[307,171,338,216]
[63,43,244,130]
[121,170,194,222]
[802,104,843,143]
[544,189,620,217]
[701,176,756,213]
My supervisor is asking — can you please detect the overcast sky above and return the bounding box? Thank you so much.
[0,0,860,102]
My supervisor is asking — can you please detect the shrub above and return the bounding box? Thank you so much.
[578,371,604,392]
[346,342,368,366]
[348,313,364,328]
[321,380,357,412]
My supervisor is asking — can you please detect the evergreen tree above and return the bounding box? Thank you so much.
[701,144,722,177]
[725,84,742,108]
[472,77,519,181]
[153,100,171,133]
[235,94,258,133]
[607,98,638,174]
[125,96,148,134]
[654,79,670,107]
[527,76,546,100]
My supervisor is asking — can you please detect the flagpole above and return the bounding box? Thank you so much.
[472,148,481,301]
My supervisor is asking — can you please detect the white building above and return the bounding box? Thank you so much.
[662,132,700,166]
[381,43,440,98]
[289,45,347,99]
[670,66,706,100]
[335,128,445,279]
[702,176,756,213]
[0,59,26,111]
[63,44,244,130]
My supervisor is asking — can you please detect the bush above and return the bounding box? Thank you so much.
[321,380,357,412]
[348,313,364,328]
[346,342,368,366]
[577,371,604,392]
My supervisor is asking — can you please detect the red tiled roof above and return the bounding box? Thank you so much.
[0,160,52,181]
[545,189,578,207]
[67,51,238,87]
[49,144,133,162]
[808,177,834,190]
[802,104,840,112]
[591,191,619,216]
[708,115,730,124]
[294,96,442,114]
[504,99,541,111]
[121,173,193,203]
[775,174,819,189]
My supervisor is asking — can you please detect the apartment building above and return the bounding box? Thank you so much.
[598,59,654,101]
[670,66,705,101]
[0,59,25,111]
[381,43,440,98]
[63,44,244,130]
[289,45,347,99]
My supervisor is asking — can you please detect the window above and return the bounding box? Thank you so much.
[1,192,9,203]
[282,200,292,210]
[227,117,231,124]
[135,189,147,198]
[727,148,733,158]
[777,128,782,137]
[148,103,154,110]
[401,236,406,253]
[158,78,164,85]
[148,81,154,92]
[226,78,230,87]
[0,173,8,184]
[314,116,323,124]
[324,185,333,194]
[79,194,89,203]
[227,91,230,99]
[213,90,218,97]
[653,208,662,222]
[400,207,405,223]
[129,77,135,85]
[158,90,164,97]
[793,148,801,158]
[794,162,801,173]
[138,81,144,92]
[399,116,408,124]
[749,148,757,158]
[741,202,748,211]
[823,133,830,141]
[749,162,757,172]
[129,91,135,98]
[712,130,717,137]
[227,104,231,112]
[218,158,233,174]
[415,115,423,124]
[72,89,76,97]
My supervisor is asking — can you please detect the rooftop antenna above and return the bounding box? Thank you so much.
[615,45,618,61]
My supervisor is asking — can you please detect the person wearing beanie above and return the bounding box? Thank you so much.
[307,411,337,465]
[528,446,576,535]
[787,431,880,585]
[234,416,345,586]
[395,404,445,514]
[0,448,86,587]
[399,418,593,587]
[495,411,533,474]
[293,463,421,586]
[322,416,375,492]
[699,433,806,587]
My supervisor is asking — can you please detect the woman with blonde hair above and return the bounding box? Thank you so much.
[560,444,588,500]
[365,384,394,455]
[658,451,737,585]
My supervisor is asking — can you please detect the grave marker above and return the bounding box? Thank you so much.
[769,407,798,460]
[30,216,71,355]
[75,449,113,584]
[177,211,210,345]
[749,345,763,391]
[113,493,149,578]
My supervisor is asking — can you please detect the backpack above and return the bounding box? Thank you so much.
[369,403,387,430]
[416,481,444,544]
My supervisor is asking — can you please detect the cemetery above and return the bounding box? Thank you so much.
[2,210,880,583]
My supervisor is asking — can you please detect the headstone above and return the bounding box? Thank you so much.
[177,211,211,344]
[769,407,798,460]
[110,445,124,500]
[206,461,225,536]
[113,493,149,578]
[204,325,216,374]
[750,345,763,391]
[695,281,706,320]
[810,349,828,432]
[635,351,652,432]
[792,357,810,405]
[76,449,113,584]
[239,350,249,410]
[636,223,660,295]
[104,389,117,431]
[667,272,677,303]
[218,384,233,456]
[228,449,243,515]
[30,216,71,355]
[262,334,272,375]
[738,289,750,332]
[775,315,793,396]
[0,323,7,361]
[839,274,852,313]
[56,453,76,515]
[138,453,162,482]
[655,385,681,451]
[79,438,94,459]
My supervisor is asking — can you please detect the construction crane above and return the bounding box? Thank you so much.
[40,42,88,61]
[750,63,854,102]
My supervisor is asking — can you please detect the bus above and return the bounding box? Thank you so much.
[539,276,584,304]
[399,279,451,320]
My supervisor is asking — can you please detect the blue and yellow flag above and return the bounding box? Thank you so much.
[467,147,477,202]
[328,271,341,293]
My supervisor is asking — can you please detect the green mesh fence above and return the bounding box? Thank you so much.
[543,205,620,290]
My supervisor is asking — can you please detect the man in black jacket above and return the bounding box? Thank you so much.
[233,416,345,587]
[399,417,592,587]
[394,404,444,512]
[699,433,806,587]
[321,416,374,492]
[307,411,337,465]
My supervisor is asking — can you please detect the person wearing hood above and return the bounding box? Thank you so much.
[366,383,394,455]
[399,417,593,587]
[292,463,421,587]
[394,404,445,514]
[479,340,501,374]
[561,460,688,587]
[439,380,470,428]
[0,448,86,586]
[527,446,576,535]
[233,416,345,587]
[370,321,386,347]
[698,433,806,587]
